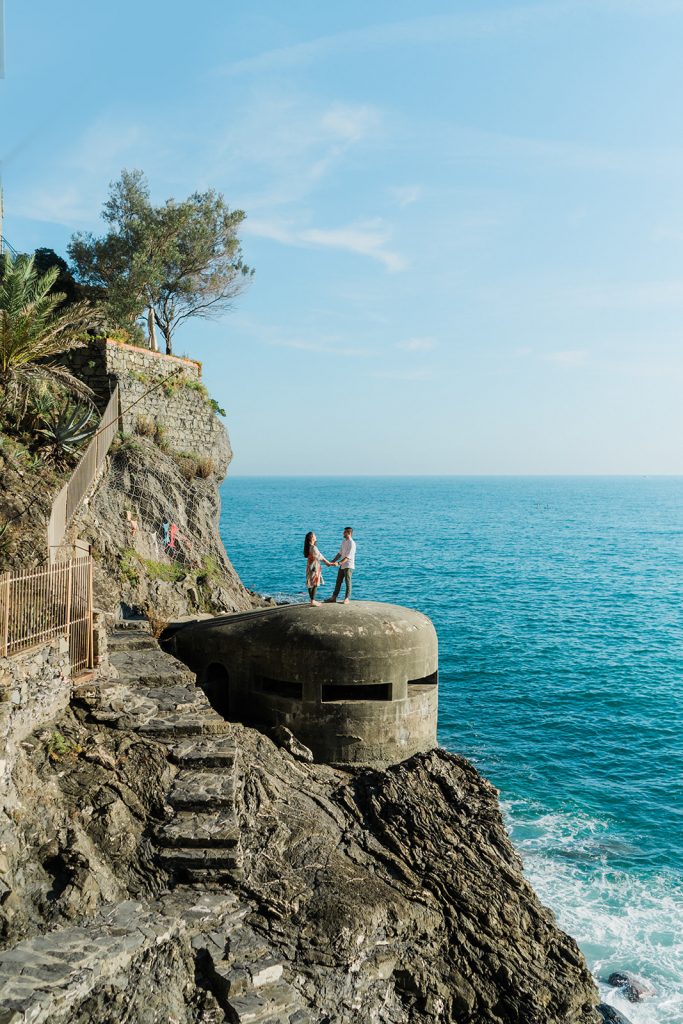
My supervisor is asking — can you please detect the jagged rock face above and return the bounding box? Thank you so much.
[75,438,256,619]
[0,712,171,947]
[0,630,600,1023]
[234,727,599,1024]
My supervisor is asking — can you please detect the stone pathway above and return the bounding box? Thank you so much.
[75,621,244,884]
[0,888,313,1024]
[0,891,239,1024]
[8,619,316,1022]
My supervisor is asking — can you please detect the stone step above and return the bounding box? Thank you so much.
[210,953,284,1000]
[171,736,237,768]
[159,847,243,871]
[288,1012,313,1024]
[157,809,239,848]
[109,649,196,687]
[226,979,308,1024]
[228,927,271,964]
[183,865,244,884]
[245,955,284,990]
[140,710,232,739]
[168,770,236,810]
[112,619,152,632]
[107,634,159,652]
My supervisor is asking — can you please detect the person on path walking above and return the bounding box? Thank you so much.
[326,527,356,604]
[303,531,337,606]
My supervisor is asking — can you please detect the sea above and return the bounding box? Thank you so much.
[219,476,683,1023]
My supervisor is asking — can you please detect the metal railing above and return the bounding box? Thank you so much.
[48,386,121,562]
[0,556,94,674]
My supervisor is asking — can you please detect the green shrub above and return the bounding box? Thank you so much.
[196,554,221,586]
[208,398,226,416]
[112,432,142,456]
[119,549,140,585]
[141,558,187,582]
[183,379,209,398]
[170,450,214,480]
[47,731,82,761]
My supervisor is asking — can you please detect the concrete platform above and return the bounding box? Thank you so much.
[169,601,438,766]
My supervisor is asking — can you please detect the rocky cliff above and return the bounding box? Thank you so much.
[0,341,604,1023]
[75,433,254,620]
[0,627,602,1023]
[67,340,257,619]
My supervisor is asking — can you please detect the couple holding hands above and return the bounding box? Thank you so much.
[303,526,356,606]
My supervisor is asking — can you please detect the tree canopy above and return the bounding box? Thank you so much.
[68,170,254,354]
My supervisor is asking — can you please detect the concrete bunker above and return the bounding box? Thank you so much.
[171,601,439,766]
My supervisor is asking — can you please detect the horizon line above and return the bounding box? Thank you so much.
[226,472,683,479]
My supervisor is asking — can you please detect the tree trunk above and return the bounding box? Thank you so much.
[147,307,159,352]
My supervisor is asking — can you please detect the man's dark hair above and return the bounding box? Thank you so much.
[344,526,353,534]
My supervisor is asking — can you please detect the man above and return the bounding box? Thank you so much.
[326,527,356,604]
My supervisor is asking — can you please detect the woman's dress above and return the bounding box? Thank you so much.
[306,545,324,588]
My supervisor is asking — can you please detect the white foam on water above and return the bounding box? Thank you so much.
[503,801,683,1024]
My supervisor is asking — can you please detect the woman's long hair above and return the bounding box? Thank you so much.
[303,531,314,557]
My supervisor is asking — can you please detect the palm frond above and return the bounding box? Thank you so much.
[0,253,95,410]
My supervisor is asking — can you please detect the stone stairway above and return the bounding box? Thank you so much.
[59,620,316,1021]
[74,621,244,884]
[158,736,243,883]
[193,907,314,1024]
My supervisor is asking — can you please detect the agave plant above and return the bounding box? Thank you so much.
[0,252,96,416]
[35,400,95,466]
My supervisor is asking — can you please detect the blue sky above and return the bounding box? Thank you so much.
[2,1,683,474]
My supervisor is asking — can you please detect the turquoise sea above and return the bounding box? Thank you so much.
[220,476,683,1023]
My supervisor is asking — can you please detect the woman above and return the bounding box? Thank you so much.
[303,531,336,606]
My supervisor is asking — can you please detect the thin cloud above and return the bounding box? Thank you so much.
[245,217,406,272]
[544,350,588,367]
[371,368,433,381]
[12,117,150,227]
[271,338,372,357]
[398,337,435,351]
[214,98,383,213]
[220,5,580,77]
[220,2,683,78]
[389,185,422,208]
[302,223,406,271]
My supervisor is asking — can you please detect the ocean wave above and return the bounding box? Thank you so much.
[504,801,683,1024]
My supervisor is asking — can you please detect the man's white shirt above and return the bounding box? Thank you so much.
[339,537,356,569]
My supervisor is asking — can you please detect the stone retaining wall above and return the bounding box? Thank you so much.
[0,639,72,905]
[62,340,230,473]
[0,639,71,761]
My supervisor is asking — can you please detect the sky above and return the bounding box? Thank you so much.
[2,0,683,474]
